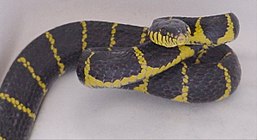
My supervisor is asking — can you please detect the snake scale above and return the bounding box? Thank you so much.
[0,13,241,139]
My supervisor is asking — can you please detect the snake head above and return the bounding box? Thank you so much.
[149,17,191,48]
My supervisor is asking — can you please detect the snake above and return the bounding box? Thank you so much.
[0,13,241,139]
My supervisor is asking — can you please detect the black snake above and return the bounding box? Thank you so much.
[0,13,241,139]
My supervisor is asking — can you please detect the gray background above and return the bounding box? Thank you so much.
[0,0,256,139]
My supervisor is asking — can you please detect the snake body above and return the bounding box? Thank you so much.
[0,13,240,139]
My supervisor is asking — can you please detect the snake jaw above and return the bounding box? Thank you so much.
[149,31,190,48]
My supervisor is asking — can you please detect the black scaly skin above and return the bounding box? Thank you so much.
[77,43,202,84]
[0,21,148,139]
[174,13,239,44]
[0,13,241,139]
[77,44,241,103]
[119,44,241,102]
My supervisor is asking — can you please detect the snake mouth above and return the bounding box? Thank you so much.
[149,31,191,48]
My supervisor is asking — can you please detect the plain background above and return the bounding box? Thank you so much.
[0,0,256,139]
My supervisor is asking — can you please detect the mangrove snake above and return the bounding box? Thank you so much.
[0,13,241,139]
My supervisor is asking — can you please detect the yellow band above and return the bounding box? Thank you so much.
[0,92,36,120]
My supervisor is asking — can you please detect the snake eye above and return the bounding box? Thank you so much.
[160,28,167,36]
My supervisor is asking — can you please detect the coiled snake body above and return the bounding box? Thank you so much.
[0,13,240,139]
